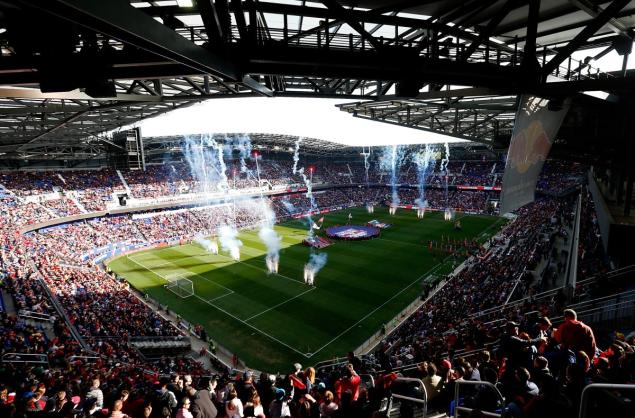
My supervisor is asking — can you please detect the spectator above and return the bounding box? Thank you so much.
[175,397,193,418]
[189,381,218,418]
[86,378,104,410]
[553,309,596,360]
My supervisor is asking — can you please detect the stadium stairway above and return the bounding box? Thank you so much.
[68,193,88,213]
[116,169,133,196]
[129,287,235,373]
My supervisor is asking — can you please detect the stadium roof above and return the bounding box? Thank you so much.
[1,1,635,160]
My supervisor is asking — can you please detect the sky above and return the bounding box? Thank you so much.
[135,97,467,146]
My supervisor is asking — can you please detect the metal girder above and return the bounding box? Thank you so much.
[2,0,635,161]
[461,0,519,61]
[337,94,517,144]
[319,0,383,51]
[542,0,631,76]
[230,0,249,42]
[15,0,241,80]
[252,1,515,54]
[569,0,630,36]
[195,0,225,45]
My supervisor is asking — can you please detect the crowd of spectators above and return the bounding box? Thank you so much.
[1,155,627,418]
[0,159,583,218]
[381,198,576,368]
[536,161,586,196]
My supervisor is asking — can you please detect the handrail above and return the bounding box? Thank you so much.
[389,377,428,418]
[470,264,635,320]
[578,383,635,418]
[2,352,49,366]
[28,261,90,351]
[18,310,55,322]
[68,355,101,363]
[453,380,504,418]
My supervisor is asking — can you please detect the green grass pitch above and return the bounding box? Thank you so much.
[107,206,504,372]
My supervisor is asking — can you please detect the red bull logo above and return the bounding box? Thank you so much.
[507,120,551,174]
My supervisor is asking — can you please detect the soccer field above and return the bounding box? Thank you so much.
[107,206,504,371]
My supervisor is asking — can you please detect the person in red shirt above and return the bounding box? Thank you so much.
[334,363,361,403]
[553,309,596,359]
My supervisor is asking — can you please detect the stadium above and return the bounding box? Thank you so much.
[0,1,634,418]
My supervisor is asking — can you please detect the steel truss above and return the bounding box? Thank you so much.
[0,0,633,160]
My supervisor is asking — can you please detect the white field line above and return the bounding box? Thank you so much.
[176,245,305,286]
[126,255,310,358]
[128,255,175,269]
[307,259,449,358]
[307,212,490,357]
[208,291,235,302]
[244,287,316,322]
[133,253,236,294]
[128,212,503,360]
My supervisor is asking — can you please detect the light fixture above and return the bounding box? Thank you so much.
[177,0,193,7]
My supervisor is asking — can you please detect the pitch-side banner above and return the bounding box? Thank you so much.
[500,95,570,214]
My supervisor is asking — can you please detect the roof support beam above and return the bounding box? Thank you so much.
[569,0,630,36]
[462,0,519,60]
[319,0,383,50]
[16,0,240,80]
[542,0,631,77]
[230,0,249,41]
[195,0,225,45]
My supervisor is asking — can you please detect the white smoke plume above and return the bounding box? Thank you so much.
[183,134,230,194]
[236,134,253,174]
[441,142,451,210]
[413,144,437,214]
[380,145,405,213]
[256,200,282,274]
[281,199,296,214]
[303,252,328,285]
[196,236,219,254]
[292,137,302,175]
[218,224,242,260]
[292,137,317,234]
[362,147,371,185]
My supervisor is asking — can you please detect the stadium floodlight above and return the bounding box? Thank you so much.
[166,277,195,299]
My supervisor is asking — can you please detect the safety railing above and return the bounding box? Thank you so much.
[579,383,635,418]
[28,261,90,351]
[453,380,505,418]
[470,263,635,321]
[18,309,55,322]
[68,355,101,364]
[386,377,428,418]
[1,353,49,366]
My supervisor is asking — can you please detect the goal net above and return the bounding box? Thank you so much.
[165,276,194,299]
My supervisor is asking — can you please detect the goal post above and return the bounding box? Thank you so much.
[165,276,195,299]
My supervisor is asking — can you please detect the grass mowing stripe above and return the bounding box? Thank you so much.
[126,254,312,358]
[308,254,453,357]
[244,287,317,322]
[109,206,504,369]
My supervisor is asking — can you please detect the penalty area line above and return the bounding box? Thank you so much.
[133,253,235,294]
[208,290,234,302]
[126,256,311,359]
[244,287,316,322]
